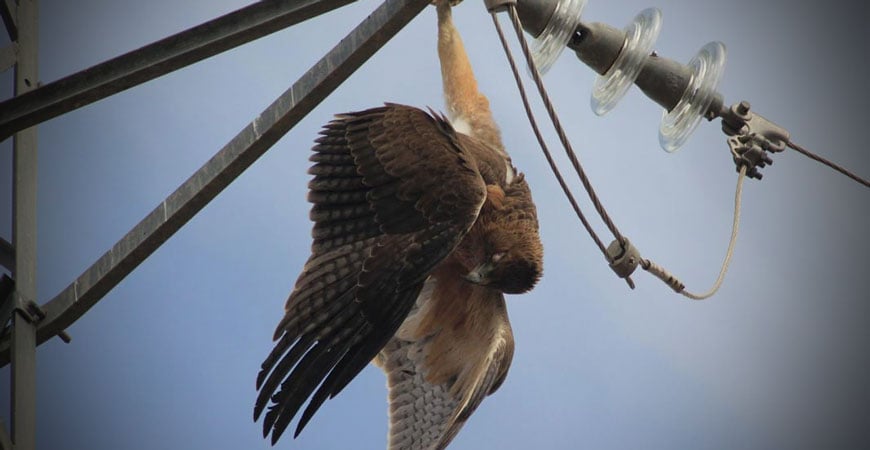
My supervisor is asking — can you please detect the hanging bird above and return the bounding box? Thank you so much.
[254,2,543,448]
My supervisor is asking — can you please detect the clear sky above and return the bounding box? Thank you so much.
[1,0,868,449]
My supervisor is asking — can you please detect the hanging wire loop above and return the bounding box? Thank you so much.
[640,164,747,300]
[491,3,639,288]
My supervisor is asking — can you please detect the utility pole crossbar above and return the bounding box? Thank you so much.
[0,0,358,140]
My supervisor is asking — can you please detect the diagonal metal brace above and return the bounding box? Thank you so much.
[0,0,360,141]
[0,0,16,41]
[0,0,431,367]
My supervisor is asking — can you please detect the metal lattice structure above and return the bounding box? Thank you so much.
[0,1,431,448]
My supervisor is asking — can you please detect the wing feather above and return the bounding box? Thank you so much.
[378,282,515,450]
[255,104,488,444]
[437,317,513,449]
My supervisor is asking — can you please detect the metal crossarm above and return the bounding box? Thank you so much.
[0,0,359,141]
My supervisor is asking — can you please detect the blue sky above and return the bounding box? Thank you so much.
[1,0,868,449]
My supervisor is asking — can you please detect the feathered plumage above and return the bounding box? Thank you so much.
[255,2,543,448]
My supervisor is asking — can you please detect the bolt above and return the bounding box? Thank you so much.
[736,100,751,116]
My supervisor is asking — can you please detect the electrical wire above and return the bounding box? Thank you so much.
[640,165,746,299]
[786,139,869,188]
[488,3,865,300]
[503,5,628,249]
[489,13,608,258]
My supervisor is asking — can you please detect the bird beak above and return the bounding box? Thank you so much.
[465,263,494,285]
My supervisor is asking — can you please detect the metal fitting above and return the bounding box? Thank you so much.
[606,238,641,279]
[729,135,771,179]
[569,21,626,76]
[721,100,791,179]
[513,0,558,37]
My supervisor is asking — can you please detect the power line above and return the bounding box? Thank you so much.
[786,139,870,188]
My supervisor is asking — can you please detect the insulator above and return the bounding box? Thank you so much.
[529,0,587,74]
[658,41,726,152]
[591,8,662,115]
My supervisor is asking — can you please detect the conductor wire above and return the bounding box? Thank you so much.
[786,139,869,188]
[489,13,608,258]
[641,165,747,300]
[495,4,642,290]
[502,5,628,250]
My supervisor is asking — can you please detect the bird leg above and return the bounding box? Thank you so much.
[435,0,504,150]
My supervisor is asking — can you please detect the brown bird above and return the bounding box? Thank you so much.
[254,2,543,448]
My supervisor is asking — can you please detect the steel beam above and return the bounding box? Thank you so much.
[0,0,358,141]
[0,0,431,366]
[10,307,36,450]
[10,0,38,448]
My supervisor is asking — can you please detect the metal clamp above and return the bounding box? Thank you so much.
[720,100,790,179]
[0,276,72,344]
[606,238,640,279]
[22,301,72,343]
[728,134,773,179]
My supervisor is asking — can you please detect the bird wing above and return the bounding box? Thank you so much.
[376,279,515,450]
[254,104,489,444]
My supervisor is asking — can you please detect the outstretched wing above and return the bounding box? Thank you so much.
[254,104,488,444]
[376,279,515,450]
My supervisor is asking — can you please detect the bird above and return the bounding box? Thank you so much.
[254,2,543,448]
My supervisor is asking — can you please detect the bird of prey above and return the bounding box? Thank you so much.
[254,2,543,448]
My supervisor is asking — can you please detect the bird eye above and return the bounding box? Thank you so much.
[491,252,505,263]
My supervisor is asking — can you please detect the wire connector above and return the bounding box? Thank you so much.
[720,100,790,179]
[606,238,640,280]
[639,258,685,293]
[728,134,773,179]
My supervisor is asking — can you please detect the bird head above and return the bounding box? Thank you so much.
[464,234,543,294]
